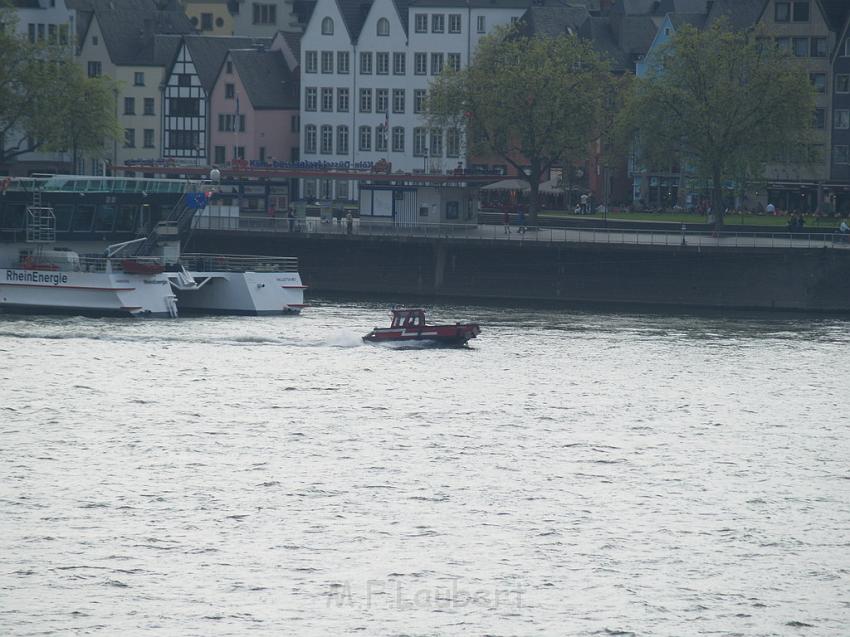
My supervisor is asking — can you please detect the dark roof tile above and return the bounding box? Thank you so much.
[230,49,299,109]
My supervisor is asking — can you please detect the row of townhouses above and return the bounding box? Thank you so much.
[5,0,850,212]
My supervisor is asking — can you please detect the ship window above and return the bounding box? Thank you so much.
[53,205,73,232]
[94,205,116,232]
[0,203,25,230]
[114,205,136,232]
[72,204,95,232]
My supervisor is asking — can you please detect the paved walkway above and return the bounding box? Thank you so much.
[197,216,850,251]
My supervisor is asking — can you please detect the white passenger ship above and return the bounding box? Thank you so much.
[0,176,305,317]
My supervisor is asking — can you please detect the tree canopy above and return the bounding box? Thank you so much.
[618,21,815,223]
[0,7,119,169]
[426,27,615,222]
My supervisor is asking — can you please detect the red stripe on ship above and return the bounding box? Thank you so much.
[0,283,136,291]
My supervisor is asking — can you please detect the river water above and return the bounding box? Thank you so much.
[1,300,849,636]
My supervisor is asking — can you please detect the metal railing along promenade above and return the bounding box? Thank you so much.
[194,214,850,251]
[179,253,299,273]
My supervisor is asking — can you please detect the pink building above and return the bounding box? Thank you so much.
[209,47,300,165]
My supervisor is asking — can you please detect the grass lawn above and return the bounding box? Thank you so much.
[538,209,842,228]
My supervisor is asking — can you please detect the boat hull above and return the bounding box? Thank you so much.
[172,271,306,315]
[363,323,480,346]
[0,268,175,318]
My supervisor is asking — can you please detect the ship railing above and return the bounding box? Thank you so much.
[179,253,299,273]
[192,214,850,250]
[8,255,165,273]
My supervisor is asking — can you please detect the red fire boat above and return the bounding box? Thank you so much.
[363,307,481,347]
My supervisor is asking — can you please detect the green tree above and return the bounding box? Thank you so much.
[426,27,614,224]
[42,64,121,172]
[0,5,119,170]
[618,21,815,225]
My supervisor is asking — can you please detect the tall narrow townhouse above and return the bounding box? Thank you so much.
[74,2,194,174]
[2,0,75,175]
[758,0,839,212]
[829,12,850,213]
[298,0,532,201]
[161,35,268,163]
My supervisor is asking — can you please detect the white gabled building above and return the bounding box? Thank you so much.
[298,0,533,201]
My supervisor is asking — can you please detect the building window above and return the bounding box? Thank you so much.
[91,34,97,45]
[360,51,372,74]
[214,145,226,163]
[252,3,277,25]
[337,125,349,154]
[87,61,101,77]
[432,14,444,33]
[218,114,245,132]
[413,127,427,156]
[836,74,850,93]
[476,15,485,33]
[775,2,790,21]
[338,51,349,74]
[448,14,461,33]
[393,52,405,75]
[775,36,789,52]
[414,89,426,113]
[259,146,266,161]
[225,83,235,98]
[359,126,371,151]
[377,17,389,36]
[844,37,850,57]
[124,97,135,115]
[430,128,442,157]
[124,128,135,148]
[392,126,404,152]
[431,52,444,75]
[144,97,155,115]
[337,87,349,112]
[792,37,807,57]
[448,52,461,72]
[305,50,317,73]
[321,17,334,34]
[321,50,333,73]
[168,130,200,150]
[414,52,426,75]
[201,12,213,30]
[810,73,826,93]
[446,128,460,157]
[336,180,349,200]
[177,74,191,87]
[811,37,826,57]
[226,61,233,74]
[305,87,317,111]
[836,110,850,130]
[814,108,825,129]
[291,114,299,132]
[134,72,144,86]
[304,179,317,198]
[375,125,387,152]
[392,89,405,114]
[375,88,388,113]
[321,87,333,111]
[169,97,199,116]
[143,129,155,148]
[320,124,333,154]
[360,88,372,112]
[376,52,389,75]
[59,23,69,45]
[233,145,245,159]
[834,145,849,164]
[792,1,809,21]
[446,201,459,220]
[305,124,317,154]
[415,14,427,33]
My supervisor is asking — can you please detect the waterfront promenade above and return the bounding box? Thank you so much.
[194,214,850,251]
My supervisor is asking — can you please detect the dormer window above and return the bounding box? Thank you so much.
[377,17,389,36]
[321,17,334,35]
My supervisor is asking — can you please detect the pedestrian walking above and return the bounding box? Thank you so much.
[503,207,511,234]
[346,211,353,235]
[517,206,526,234]
[287,208,295,232]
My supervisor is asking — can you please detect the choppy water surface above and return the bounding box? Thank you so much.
[1,301,849,636]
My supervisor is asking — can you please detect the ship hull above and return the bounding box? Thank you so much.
[0,268,175,318]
